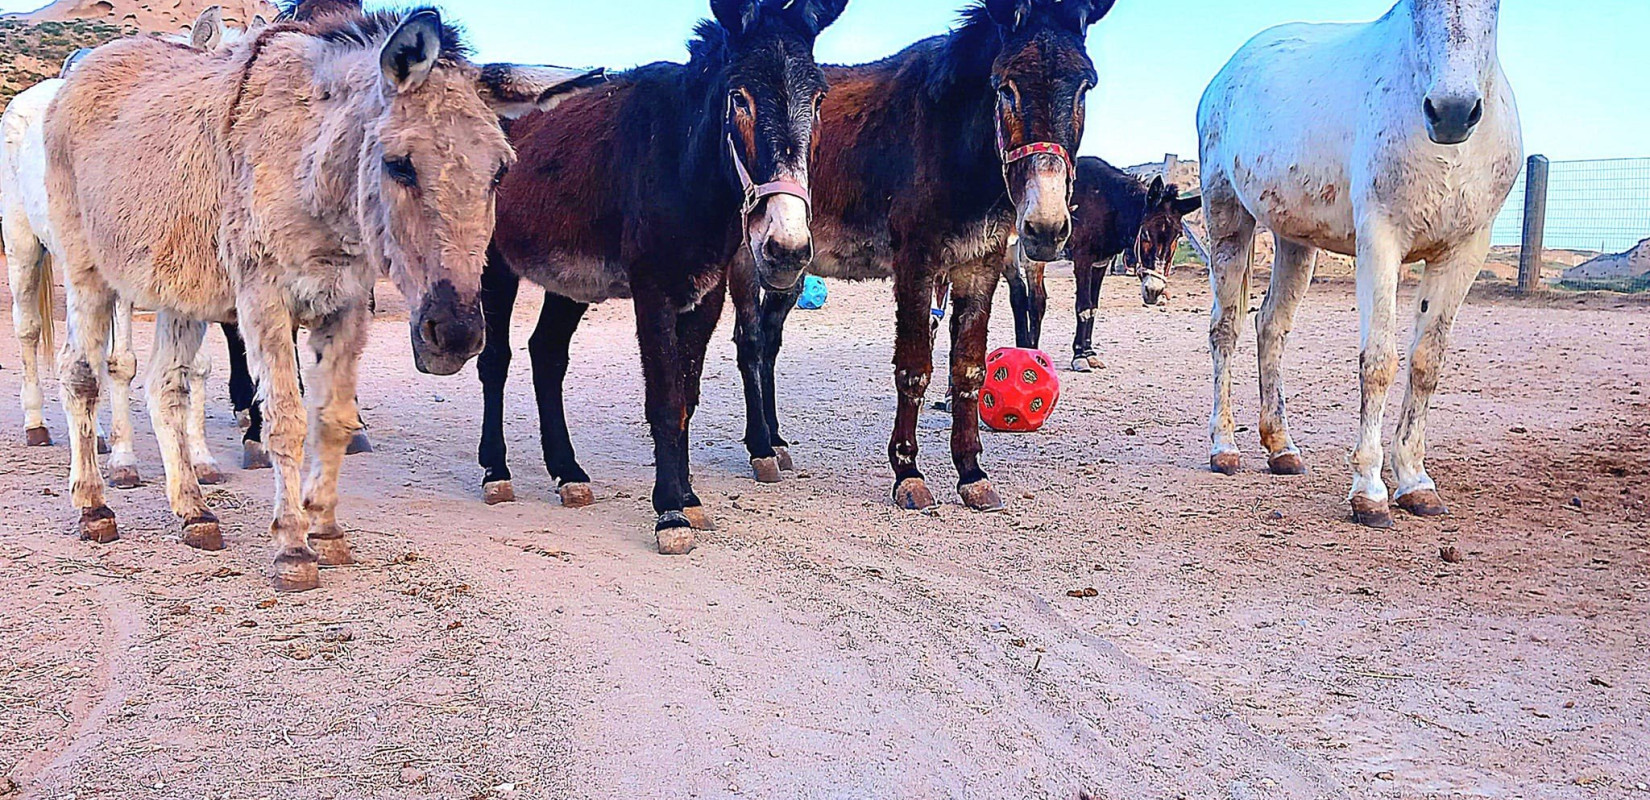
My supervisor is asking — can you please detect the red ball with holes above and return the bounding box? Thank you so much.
[979,347,1061,432]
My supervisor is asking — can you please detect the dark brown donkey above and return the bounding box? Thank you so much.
[479,0,846,555]
[1004,157,1201,371]
[729,0,1113,510]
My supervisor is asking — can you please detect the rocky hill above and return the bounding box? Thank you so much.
[6,0,273,33]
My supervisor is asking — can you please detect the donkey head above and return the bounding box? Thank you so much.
[983,0,1113,261]
[1408,0,1501,145]
[709,0,847,291]
[365,10,604,374]
[1132,177,1200,306]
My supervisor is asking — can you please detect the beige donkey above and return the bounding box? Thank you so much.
[46,7,601,591]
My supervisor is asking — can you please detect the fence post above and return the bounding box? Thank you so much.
[1518,155,1550,293]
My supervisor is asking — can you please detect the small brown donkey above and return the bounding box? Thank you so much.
[46,8,600,591]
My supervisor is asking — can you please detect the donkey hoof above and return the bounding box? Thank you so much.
[483,480,516,505]
[1085,355,1105,370]
[655,512,696,555]
[752,457,783,484]
[775,446,795,472]
[1210,452,1242,475]
[194,462,227,486]
[1396,489,1449,518]
[682,505,716,531]
[272,547,320,593]
[308,526,354,566]
[959,480,1005,512]
[559,483,595,509]
[893,477,937,511]
[1268,452,1308,476]
[182,513,225,551]
[1069,358,1093,374]
[345,431,374,455]
[1350,496,1396,529]
[109,465,142,490]
[241,441,272,471]
[26,426,53,447]
[79,506,119,544]
[96,435,110,454]
[236,410,252,431]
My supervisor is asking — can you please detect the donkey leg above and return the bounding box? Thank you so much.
[104,299,141,489]
[300,310,369,568]
[730,253,782,483]
[1392,231,1488,518]
[634,288,694,554]
[1256,237,1318,476]
[146,315,220,550]
[60,281,118,542]
[1204,181,1257,475]
[186,347,225,485]
[1348,225,1407,528]
[1005,259,1034,350]
[6,232,52,445]
[950,256,1005,511]
[476,254,519,504]
[1070,259,1096,372]
[529,292,592,508]
[1025,259,1048,351]
[758,286,800,471]
[224,322,270,470]
[675,273,728,531]
[239,298,315,590]
[889,258,937,511]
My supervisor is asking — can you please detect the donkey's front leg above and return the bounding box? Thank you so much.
[758,285,801,472]
[477,254,520,504]
[239,298,314,591]
[148,314,222,550]
[729,254,783,483]
[528,292,593,507]
[105,299,141,489]
[633,287,694,554]
[1070,259,1104,372]
[1255,237,1317,476]
[675,272,728,531]
[949,256,1005,512]
[1204,183,1257,475]
[1348,224,1407,528]
[186,347,226,485]
[223,322,271,470]
[58,281,117,542]
[300,309,369,569]
[889,256,938,511]
[1391,230,1488,518]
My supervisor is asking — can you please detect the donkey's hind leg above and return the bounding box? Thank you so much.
[1391,229,1488,518]
[58,280,117,542]
[105,299,141,489]
[301,309,369,568]
[187,347,225,485]
[1203,175,1257,475]
[1256,237,1318,475]
[148,314,221,550]
[5,229,52,446]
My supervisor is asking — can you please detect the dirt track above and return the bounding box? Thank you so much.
[1,266,1647,799]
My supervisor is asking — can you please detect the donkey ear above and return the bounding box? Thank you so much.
[1146,176,1165,204]
[710,0,761,37]
[59,47,91,78]
[478,65,607,120]
[190,5,223,51]
[790,0,849,36]
[380,9,443,94]
[252,14,268,27]
[983,0,1033,30]
[1172,194,1203,216]
[1059,0,1116,32]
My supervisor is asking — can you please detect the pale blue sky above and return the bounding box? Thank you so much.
[5,0,1643,166]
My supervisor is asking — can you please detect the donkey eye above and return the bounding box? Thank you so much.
[811,92,825,117]
[997,84,1018,114]
[492,163,509,189]
[384,156,418,188]
[730,89,752,114]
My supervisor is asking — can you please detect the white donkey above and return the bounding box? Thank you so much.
[1,7,252,485]
[1198,0,1522,527]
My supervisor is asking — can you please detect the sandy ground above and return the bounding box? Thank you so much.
[0,265,1647,800]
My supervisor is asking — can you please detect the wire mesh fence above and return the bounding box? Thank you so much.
[1493,157,1650,292]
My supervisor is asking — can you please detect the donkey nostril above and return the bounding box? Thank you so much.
[420,319,440,347]
[1423,98,1440,124]
[1467,99,1484,126]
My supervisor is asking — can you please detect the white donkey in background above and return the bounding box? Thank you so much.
[1,7,253,485]
[1198,0,1521,527]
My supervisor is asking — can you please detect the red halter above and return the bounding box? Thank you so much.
[726,131,812,221]
[995,117,1074,199]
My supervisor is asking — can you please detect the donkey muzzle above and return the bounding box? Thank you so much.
[749,193,813,292]
[411,280,484,376]
[1015,155,1073,262]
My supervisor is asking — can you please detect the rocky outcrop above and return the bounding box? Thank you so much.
[1564,239,1650,282]
[5,0,276,33]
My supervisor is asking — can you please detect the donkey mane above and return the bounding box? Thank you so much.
[301,6,469,61]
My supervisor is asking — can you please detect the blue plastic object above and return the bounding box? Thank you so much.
[796,275,828,309]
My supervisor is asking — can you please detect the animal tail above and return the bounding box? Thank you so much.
[34,249,54,359]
